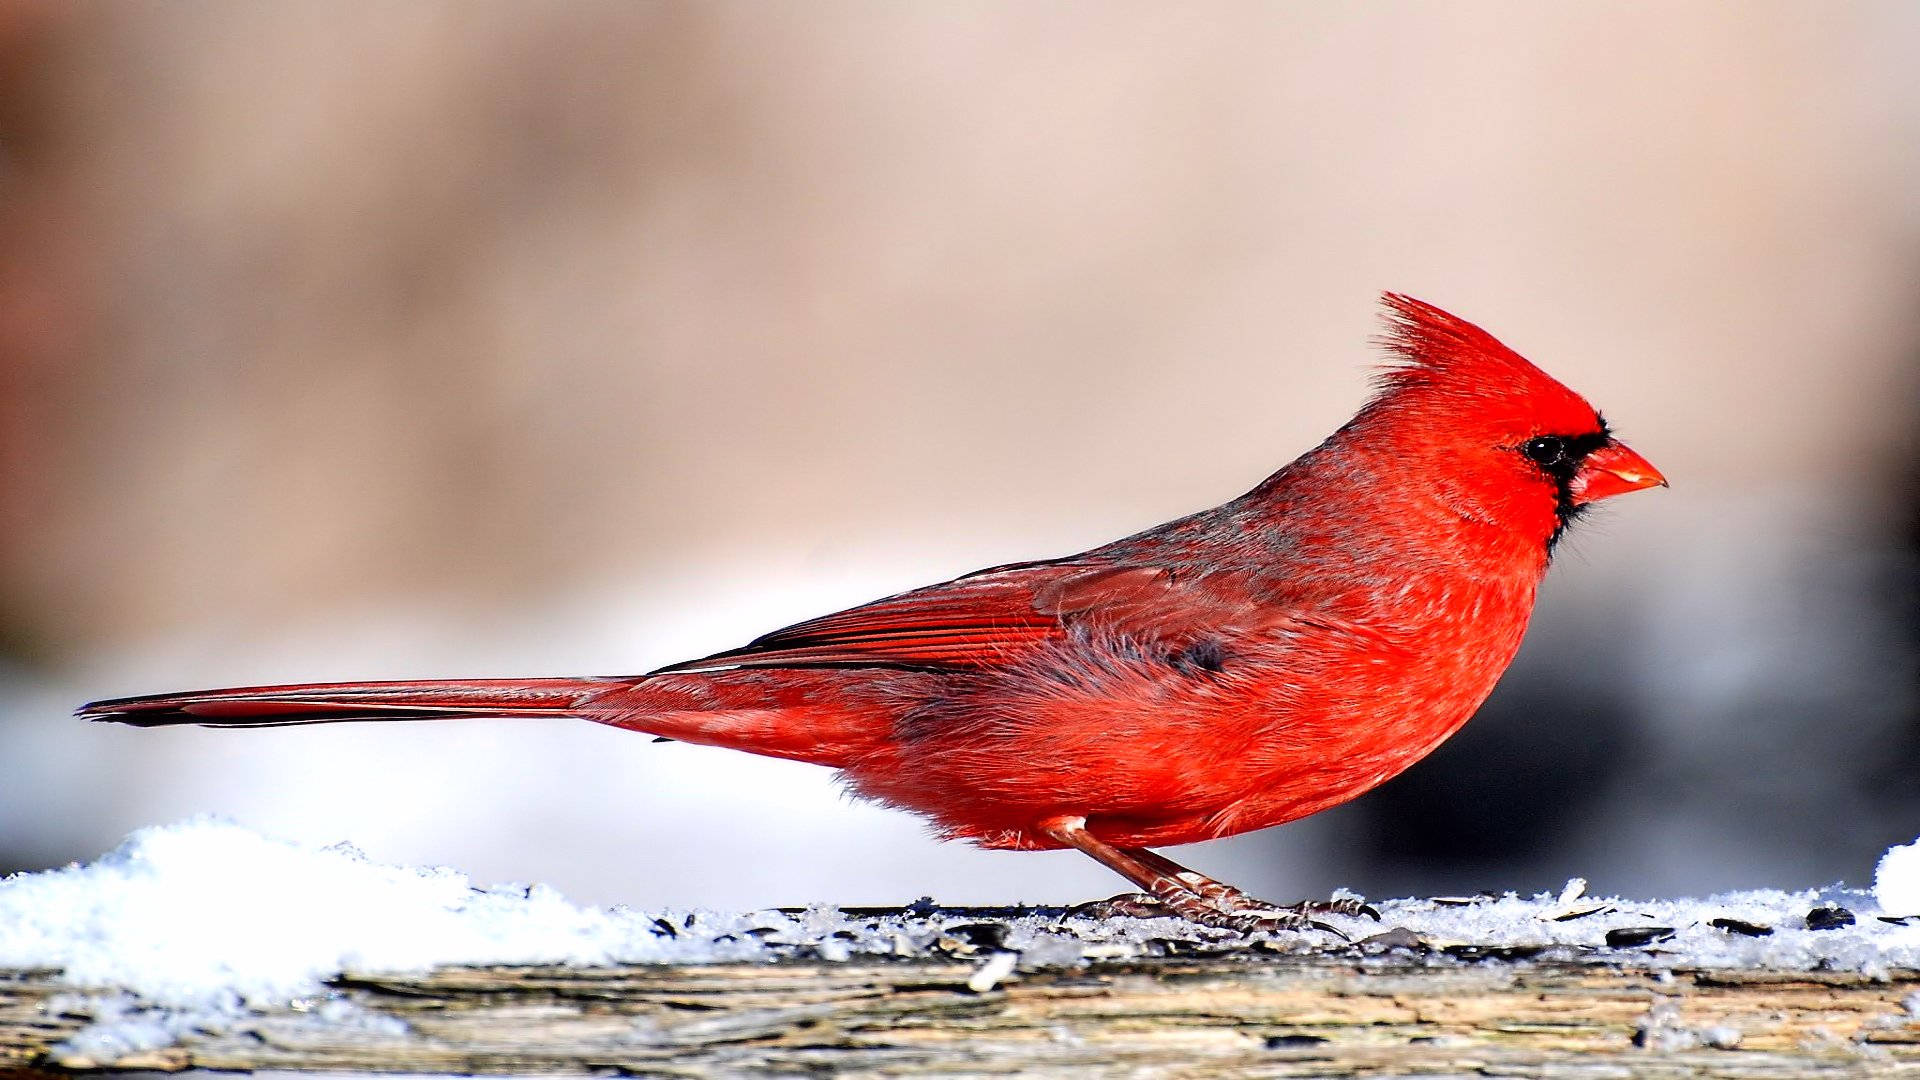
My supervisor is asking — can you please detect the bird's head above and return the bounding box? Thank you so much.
[1347,293,1666,551]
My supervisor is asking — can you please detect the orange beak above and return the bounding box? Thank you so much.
[1569,440,1667,505]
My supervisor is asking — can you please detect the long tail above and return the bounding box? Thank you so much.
[77,678,621,728]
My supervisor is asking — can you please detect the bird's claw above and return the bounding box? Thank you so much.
[1296,897,1381,921]
[1065,892,1168,920]
[1201,909,1350,939]
[1074,889,1369,937]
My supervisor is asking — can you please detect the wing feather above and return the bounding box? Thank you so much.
[651,560,1337,674]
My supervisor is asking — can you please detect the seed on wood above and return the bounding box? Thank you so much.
[1805,906,1855,930]
[1265,1034,1330,1048]
[1354,926,1428,952]
[1148,938,1220,958]
[1442,944,1549,961]
[1605,926,1676,947]
[945,923,1010,950]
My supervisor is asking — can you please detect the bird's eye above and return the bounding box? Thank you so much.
[1521,436,1569,466]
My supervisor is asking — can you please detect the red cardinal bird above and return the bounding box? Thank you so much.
[82,295,1665,931]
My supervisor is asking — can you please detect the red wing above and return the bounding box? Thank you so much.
[650,561,1316,674]
[651,562,1077,673]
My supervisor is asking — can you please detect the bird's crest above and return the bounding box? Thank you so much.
[1373,293,1535,390]
[1365,292,1601,434]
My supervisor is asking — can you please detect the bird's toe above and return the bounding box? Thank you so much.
[1066,892,1179,920]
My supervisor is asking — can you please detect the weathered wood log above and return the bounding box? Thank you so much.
[6,953,1918,1077]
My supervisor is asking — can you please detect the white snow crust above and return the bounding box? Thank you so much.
[1876,838,1920,916]
[5,820,1919,1056]
[0,819,775,1005]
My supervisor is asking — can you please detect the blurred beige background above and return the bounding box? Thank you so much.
[1,2,1915,909]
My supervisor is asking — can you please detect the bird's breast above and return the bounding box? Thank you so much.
[1190,567,1539,835]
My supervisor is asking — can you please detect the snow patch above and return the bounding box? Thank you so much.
[0,817,774,1006]
[1875,838,1920,916]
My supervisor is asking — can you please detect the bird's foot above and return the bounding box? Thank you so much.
[1170,870,1256,907]
[1293,896,1381,921]
[1071,887,1377,937]
[1066,891,1173,920]
[1162,874,1379,920]
[1165,868,1381,932]
[1036,821,1376,937]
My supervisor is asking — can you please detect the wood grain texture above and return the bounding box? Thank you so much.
[6,955,1918,1077]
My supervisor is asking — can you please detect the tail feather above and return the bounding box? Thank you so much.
[78,678,619,728]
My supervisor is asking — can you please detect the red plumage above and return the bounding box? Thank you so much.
[81,294,1666,930]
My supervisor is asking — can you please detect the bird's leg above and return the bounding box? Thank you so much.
[1039,816,1329,933]
[1126,847,1261,907]
[1038,815,1236,926]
